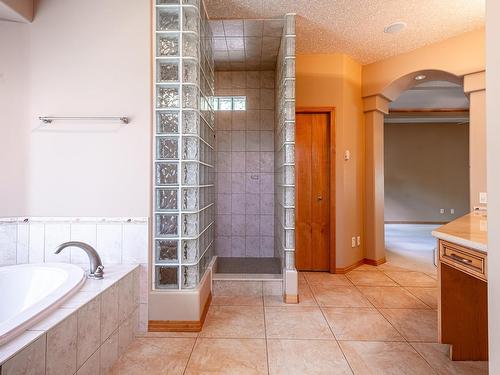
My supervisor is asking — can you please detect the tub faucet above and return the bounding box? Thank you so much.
[54,241,104,279]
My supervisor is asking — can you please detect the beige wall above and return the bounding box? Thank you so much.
[363,29,485,99]
[486,0,500,370]
[362,30,486,262]
[296,54,365,268]
[0,0,151,217]
[384,123,469,223]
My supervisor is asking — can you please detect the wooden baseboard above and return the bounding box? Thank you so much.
[335,259,364,273]
[335,257,386,273]
[148,293,212,332]
[385,221,447,225]
[284,294,299,304]
[364,257,386,266]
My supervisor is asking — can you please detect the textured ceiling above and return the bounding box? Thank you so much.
[210,19,283,71]
[204,0,485,64]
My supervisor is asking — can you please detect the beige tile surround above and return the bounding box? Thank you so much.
[110,263,488,374]
[0,266,140,375]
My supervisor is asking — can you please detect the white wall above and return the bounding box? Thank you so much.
[0,22,30,216]
[487,0,500,370]
[0,0,151,217]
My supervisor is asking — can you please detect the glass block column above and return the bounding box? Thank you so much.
[275,14,296,272]
[153,0,215,290]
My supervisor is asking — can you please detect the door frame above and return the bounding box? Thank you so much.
[295,107,336,273]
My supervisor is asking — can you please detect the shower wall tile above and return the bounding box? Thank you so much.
[215,70,276,258]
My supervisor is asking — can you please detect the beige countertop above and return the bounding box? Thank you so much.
[432,211,488,253]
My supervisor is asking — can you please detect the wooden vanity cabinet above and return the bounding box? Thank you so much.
[438,240,488,361]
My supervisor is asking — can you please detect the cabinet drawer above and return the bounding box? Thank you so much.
[440,241,487,281]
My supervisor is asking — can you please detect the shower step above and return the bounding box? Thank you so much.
[213,273,282,281]
[212,277,283,297]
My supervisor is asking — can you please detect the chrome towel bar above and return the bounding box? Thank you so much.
[39,116,129,124]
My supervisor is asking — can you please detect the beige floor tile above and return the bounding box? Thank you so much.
[265,279,318,307]
[212,295,263,306]
[185,338,268,375]
[200,305,265,338]
[109,337,195,375]
[380,309,438,342]
[311,284,372,307]
[339,341,434,375]
[405,287,438,309]
[353,264,381,271]
[136,331,198,338]
[346,270,398,286]
[357,286,429,309]
[304,272,353,286]
[376,263,412,272]
[411,343,488,375]
[267,339,353,375]
[384,271,437,287]
[265,306,333,339]
[323,307,404,341]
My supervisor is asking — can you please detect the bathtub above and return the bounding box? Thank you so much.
[0,263,86,346]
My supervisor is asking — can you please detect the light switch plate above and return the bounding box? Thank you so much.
[480,192,488,204]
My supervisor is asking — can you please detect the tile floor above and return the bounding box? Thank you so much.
[110,263,488,374]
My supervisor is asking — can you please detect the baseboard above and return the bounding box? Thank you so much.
[335,259,365,273]
[284,294,299,304]
[364,257,386,266]
[335,257,386,273]
[385,221,447,225]
[148,293,212,332]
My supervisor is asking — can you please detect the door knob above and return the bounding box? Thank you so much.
[317,195,323,201]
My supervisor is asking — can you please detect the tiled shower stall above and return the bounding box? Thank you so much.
[152,0,296,297]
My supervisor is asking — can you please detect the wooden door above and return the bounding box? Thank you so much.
[295,112,331,271]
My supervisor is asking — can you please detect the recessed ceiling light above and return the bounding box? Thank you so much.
[384,21,407,34]
[414,74,427,81]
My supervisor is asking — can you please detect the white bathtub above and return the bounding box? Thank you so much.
[0,263,85,346]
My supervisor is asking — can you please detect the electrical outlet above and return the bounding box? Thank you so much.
[357,236,361,246]
[440,208,445,214]
[480,192,488,204]
[450,208,455,214]
[351,237,356,248]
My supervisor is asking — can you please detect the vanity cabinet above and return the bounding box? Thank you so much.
[438,239,488,361]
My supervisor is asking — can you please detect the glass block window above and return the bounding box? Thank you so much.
[153,0,215,291]
[212,96,246,111]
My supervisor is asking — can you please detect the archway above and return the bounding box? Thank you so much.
[363,69,486,264]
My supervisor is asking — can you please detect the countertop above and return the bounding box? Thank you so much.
[432,211,488,253]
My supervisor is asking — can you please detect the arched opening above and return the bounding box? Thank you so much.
[383,75,470,272]
[363,69,485,268]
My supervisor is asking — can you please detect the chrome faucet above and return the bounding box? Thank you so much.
[54,241,104,279]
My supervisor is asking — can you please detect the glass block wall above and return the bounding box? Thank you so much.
[153,0,215,290]
[275,14,296,271]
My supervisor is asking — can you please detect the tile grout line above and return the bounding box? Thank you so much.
[303,272,356,374]
[262,290,271,375]
[181,333,199,375]
[359,268,440,372]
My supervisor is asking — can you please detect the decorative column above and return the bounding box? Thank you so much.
[363,95,390,264]
[464,71,486,208]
